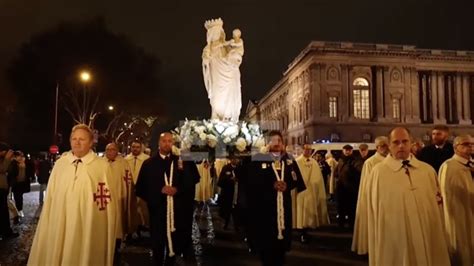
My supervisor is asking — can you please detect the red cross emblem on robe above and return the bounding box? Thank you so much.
[93,182,111,211]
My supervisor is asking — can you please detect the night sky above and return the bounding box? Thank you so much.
[1,0,474,122]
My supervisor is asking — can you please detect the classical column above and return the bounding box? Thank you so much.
[461,73,472,124]
[408,68,421,123]
[430,72,438,122]
[455,73,464,123]
[341,64,350,122]
[376,66,384,121]
[436,72,447,124]
[403,67,412,122]
[421,74,428,122]
[383,66,392,120]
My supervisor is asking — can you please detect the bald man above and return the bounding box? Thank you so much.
[439,135,474,266]
[366,127,449,266]
[135,132,199,265]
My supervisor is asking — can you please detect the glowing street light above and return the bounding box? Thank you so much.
[108,105,114,111]
[80,71,91,82]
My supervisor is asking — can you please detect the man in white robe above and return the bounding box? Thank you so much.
[125,140,150,184]
[28,124,117,266]
[325,153,338,200]
[104,143,137,248]
[292,144,329,243]
[125,140,150,232]
[366,127,450,266]
[439,134,474,266]
[352,136,388,254]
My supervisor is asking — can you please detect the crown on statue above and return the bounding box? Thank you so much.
[204,18,224,30]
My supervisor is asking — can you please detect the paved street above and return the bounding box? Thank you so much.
[0,184,368,266]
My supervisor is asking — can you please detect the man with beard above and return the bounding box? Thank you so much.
[125,140,150,235]
[419,125,454,172]
[135,132,199,265]
[334,144,360,228]
[245,130,306,266]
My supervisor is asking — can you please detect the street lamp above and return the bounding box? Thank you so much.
[80,71,91,82]
[79,71,91,125]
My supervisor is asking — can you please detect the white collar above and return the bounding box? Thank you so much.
[128,153,147,160]
[66,151,95,165]
[435,144,445,149]
[452,154,471,165]
[373,152,386,160]
[384,154,422,172]
[159,153,170,160]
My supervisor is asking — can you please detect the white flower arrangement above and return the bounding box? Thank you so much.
[207,134,218,148]
[172,119,263,152]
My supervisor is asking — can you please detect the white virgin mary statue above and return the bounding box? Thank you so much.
[202,18,244,122]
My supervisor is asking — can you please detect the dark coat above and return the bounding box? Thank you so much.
[334,155,360,191]
[8,159,34,193]
[37,159,52,185]
[135,154,199,253]
[317,160,331,181]
[244,153,306,252]
[217,163,238,219]
[418,143,454,173]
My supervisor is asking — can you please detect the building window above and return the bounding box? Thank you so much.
[392,98,401,122]
[329,97,338,118]
[353,78,370,119]
[353,77,369,86]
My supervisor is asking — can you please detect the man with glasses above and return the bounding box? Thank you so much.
[438,135,474,265]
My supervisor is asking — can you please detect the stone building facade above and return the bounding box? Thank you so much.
[246,41,474,144]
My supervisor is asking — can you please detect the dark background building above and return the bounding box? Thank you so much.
[246,41,474,144]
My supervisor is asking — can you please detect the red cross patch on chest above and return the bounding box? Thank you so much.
[93,182,111,211]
